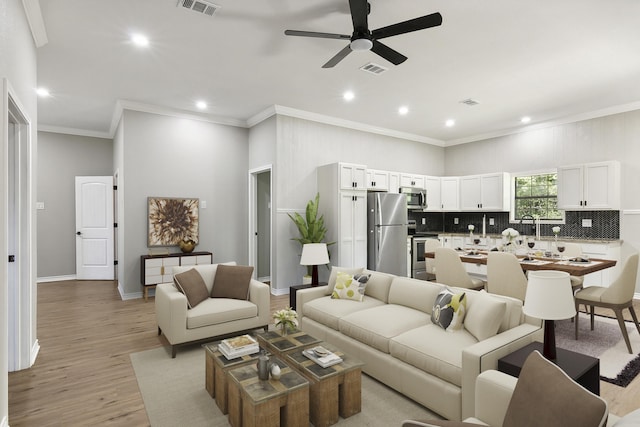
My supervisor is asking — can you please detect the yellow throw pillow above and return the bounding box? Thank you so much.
[331,271,370,302]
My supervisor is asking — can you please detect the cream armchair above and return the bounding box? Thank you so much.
[155,262,270,357]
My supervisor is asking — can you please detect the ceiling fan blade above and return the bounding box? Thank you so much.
[372,12,442,40]
[348,0,369,32]
[371,40,407,66]
[322,45,353,68]
[285,30,351,40]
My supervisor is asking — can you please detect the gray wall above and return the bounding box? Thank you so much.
[37,132,113,277]
[117,110,249,297]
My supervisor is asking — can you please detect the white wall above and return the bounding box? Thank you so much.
[118,110,250,298]
[0,0,38,423]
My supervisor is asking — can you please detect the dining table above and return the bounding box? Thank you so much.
[424,250,617,276]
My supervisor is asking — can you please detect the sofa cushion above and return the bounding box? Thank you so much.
[186,297,258,329]
[339,304,431,354]
[388,277,442,314]
[503,350,607,427]
[362,269,394,303]
[302,295,384,330]
[173,268,209,309]
[211,264,254,300]
[331,272,370,302]
[464,290,507,341]
[327,266,364,295]
[390,324,478,387]
[431,287,466,331]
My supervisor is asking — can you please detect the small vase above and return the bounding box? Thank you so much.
[280,325,288,336]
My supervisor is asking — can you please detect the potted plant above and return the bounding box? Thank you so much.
[288,193,333,283]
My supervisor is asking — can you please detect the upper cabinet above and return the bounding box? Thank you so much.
[460,172,510,211]
[424,176,441,211]
[440,177,460,211]
[400,173,426,189]
[388,172,400,193]
[366,169,389,191]
[339,162,367,191]
[557,161,620,210]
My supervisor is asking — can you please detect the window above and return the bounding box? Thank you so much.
[513,172,562,221]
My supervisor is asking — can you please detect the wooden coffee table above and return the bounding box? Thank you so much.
[203,342,262,414]
[226,356,309,427]
[284,342,364,427]
[256,329,321,355]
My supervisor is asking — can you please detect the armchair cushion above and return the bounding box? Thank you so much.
[503,350,607,427]
[173,268,209,309]
[211,264,254,300]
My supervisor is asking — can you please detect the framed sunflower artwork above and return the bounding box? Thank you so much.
[147,197,199,247]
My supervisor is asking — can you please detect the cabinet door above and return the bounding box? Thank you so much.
[480,173,509,211]
[388,172,400,193]
[584,162,619,209]
[440,178,459,210]
[557,165,584,210]
[338,192,367,267]
[460,176,481,210]
[424,176,441,211]
[353,193,368,267]
[400,174,425,188]
[340,163,367,190]
[367,169,389,191]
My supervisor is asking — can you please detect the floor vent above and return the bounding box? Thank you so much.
[360,63,388,75]
[460,98,480,106]
[177,0,220,17]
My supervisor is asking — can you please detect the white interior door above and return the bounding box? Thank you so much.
[75,176,114,280]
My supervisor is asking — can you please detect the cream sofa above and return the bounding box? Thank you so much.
[296,267,543,421]
[155,262,270,357]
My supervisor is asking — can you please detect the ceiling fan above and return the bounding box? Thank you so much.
[284,0,442,68]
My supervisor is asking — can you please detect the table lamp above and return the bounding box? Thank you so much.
[300,243,329,287]
[523,270,577,360]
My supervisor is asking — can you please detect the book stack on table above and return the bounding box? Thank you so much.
[303,345,343,368]
[219,335,259,359]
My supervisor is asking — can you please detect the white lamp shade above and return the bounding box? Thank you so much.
[523,270,577,320]
[300,243,329,266]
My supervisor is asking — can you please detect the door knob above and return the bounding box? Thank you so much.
[76,231,82,235]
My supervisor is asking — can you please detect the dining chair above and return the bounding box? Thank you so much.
[434,247,484,290]
[574,253,640,354]
[424,238,441,280]
[486,252,528,301]
[563,242,585,290]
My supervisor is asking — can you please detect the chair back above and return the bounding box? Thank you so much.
[424,238,441,274]
[434,247,475,288]
[563,242,583,258]
[487,252,528,301]
[602,253,639,304]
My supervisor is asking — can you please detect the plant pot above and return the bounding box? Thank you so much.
[302,275,312,285]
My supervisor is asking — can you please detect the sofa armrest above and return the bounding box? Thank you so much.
[461,323,542,420]
[248,279,271,325]
[155,282,188,342]
[472,370,517,426]
[296,286,329,321]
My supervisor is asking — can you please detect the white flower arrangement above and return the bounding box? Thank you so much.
[273,307,298,334]
[552,226,561,235]
[468,224,475,231]
[502,227,520,242]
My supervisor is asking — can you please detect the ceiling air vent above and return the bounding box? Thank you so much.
[177,0,220,17]
[460,98,480,106]
[360,63,388,75]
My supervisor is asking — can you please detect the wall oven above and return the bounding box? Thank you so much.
[400,187,427,210]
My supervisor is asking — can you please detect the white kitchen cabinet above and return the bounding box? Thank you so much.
[440,177,460,210]
[424,176,441,211]
[388,172,401,193]
[557,161,620,210]
[317,163,368,269]
[400,173,426,189]
[460,172,510,211]
[366,169,389,191]
[339,162,367,191]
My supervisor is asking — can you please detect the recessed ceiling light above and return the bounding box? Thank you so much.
[196,101,207,110]
[521,116,531,123]
[398,106,409,115]
[131,33,149,47]
[36,87,50,97]
[445,119,455,127]
[343,91,355,101]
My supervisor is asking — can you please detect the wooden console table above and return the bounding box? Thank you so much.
[140,251,212,301]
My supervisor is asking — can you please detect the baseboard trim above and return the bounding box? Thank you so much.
[1,415,8,427]
[270,287,289,296]
[37,274,76,283]
[31,339,40,367]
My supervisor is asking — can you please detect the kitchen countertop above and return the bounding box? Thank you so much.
[435,232,622,245]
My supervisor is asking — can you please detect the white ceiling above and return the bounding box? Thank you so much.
[35,0,640,144]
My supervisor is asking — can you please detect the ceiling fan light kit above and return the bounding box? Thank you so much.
[285,0,442,68]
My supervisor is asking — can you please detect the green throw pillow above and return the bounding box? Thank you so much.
[431,287,466,331]
[331,272,370,302]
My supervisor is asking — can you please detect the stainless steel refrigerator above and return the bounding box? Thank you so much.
[367,193,408,276]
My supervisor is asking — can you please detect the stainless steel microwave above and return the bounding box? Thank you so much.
[400,187,427,210]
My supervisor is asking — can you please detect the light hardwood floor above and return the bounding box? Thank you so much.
[8,280,640,426]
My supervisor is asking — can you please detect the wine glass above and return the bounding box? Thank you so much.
[527,237,535,257]
[473,237,481,253]
[557,241,566,260]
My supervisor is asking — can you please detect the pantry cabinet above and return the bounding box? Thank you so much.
[557,161,620,210]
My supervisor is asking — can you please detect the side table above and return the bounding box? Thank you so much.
[289,283,326,310]
[498,341,600,395]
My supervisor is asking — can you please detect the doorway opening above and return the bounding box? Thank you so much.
[249,166,272,285]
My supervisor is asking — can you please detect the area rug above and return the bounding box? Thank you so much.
[555,314,640,387]
[131,345,441,427]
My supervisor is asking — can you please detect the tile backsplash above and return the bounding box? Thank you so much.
[410,210,620,240]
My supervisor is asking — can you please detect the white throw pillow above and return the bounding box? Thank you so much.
[464,290,507,341]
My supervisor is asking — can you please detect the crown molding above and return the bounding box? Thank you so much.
[21,0,48,47]
[37,125,112,139]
